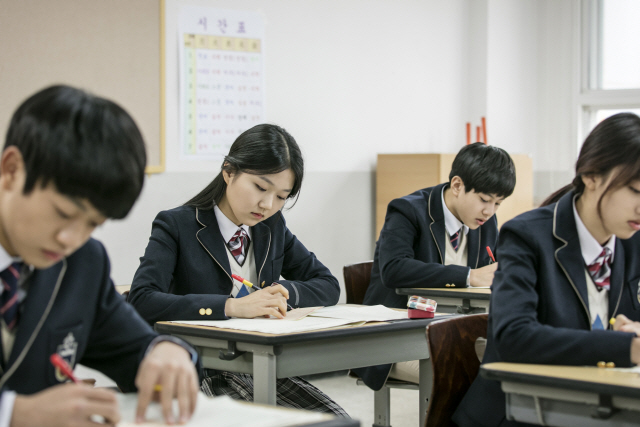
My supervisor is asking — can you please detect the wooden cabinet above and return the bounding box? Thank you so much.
[376,153,533,239]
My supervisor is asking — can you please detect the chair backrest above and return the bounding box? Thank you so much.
[425,314,488,427]
[342,261,373,304]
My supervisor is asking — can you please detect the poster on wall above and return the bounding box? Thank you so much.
[179,7,264,161]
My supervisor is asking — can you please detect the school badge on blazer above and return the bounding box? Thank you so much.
[54,332,77,382]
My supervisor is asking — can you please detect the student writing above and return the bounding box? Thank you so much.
[0,85,199,427]
[127,124,346,416]
[454,113,640,427]
[357,142,516,390]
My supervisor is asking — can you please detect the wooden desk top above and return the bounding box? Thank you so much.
[396,287,491,298]
[482,362,640,398]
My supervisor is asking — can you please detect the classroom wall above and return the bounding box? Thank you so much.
[88,0,578,300]
[94,0,471,295]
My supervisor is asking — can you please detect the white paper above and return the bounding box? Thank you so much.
[309,304,408,322]
[117,393,329,427]
[611,366,640,374]
[170,316,359,334]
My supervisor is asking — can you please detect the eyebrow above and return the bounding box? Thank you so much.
[259,176,292,193]
[66,197,86,211]
[482,194,505,201]
[63,195,88,212]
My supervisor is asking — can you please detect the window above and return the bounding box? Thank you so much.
[579,0,640,144]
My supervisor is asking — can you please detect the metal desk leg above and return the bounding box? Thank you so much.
[253,350,277,405]
[373,386,391,427]
[419,358,433,427]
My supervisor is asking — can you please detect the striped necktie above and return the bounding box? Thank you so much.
[587,247,612,292]
[0,263,22,330]
[450,229,461,252]
[227,228,249,266]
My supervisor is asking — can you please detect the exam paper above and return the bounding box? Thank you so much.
[171,316,358,334]
[309,304,408,322]
[117,393,329,427]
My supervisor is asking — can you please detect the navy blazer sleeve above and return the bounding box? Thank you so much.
[491,218,635,367]
[129,211,231,323]
[273,214,340,307]
[77,242,158,392]
[378,198,470,289]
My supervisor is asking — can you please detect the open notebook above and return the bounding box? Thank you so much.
[117,393,332,427]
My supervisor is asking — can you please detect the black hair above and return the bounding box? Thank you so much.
[449,142,516,198]
[542,112,640,208]
[4,85,146,219]
[185,123,304,209]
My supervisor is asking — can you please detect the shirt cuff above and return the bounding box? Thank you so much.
[466,268,471,287]
[0,391,16,427]
[145,335,199,365]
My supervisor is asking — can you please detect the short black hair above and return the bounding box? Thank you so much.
[4,85,146,219]
[449,142,515,198]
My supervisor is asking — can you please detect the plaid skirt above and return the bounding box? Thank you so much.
[201,370,349,417]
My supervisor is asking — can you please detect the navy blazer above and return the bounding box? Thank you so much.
[128,205,340,323]
[0,239,157,395]
[453,191,640,427]
[363,183,498,309]
[357,183,499,390]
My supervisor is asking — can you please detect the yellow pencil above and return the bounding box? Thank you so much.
[232,274,253,288]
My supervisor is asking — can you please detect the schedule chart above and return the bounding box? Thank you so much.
[179,7,264,161]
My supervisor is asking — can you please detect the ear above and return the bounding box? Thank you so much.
[450,176,465,196]
[581,174,600,192]
[222,168,234,185]
[0,146,25,192]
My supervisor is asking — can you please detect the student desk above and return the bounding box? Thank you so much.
[481,362,640,426]
[395,287,491,313]
[156,314,446,427]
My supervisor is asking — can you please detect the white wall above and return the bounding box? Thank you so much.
[95,0,471,298]
[94,0,579,301]
[534,0,579,203]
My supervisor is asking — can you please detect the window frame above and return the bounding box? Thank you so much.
[578,0,640,147]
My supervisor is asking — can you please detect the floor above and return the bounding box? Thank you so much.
[306,372,419,427]
[75,365,420,427]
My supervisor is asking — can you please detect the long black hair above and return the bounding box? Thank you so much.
[185,124,304,209]
[541,113,640,211]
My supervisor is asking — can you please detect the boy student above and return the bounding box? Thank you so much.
[358,142,516,390]
[0,85,199,427]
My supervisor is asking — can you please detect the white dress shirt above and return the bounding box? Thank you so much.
[441,188,471,286]
[573,196,616,330]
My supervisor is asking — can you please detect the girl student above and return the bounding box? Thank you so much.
[128,124,346,416]
[453,112,640,427]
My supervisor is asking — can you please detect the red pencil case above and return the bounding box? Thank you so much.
[408,309,435,319]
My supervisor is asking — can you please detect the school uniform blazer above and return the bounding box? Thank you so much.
[356,183,499,391]
[128,205,340,324]
[453,191,640,427]
[0,239,157,396]
[363,182,499,309]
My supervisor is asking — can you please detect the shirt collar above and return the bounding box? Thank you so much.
[441,186,469,236]
[0,243,20,273]
[214,205,251,243]
[572,196,615,265]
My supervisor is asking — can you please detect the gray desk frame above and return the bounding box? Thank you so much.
[481,366,640,426]
[157,316,443,427]
[396,288,491,314]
